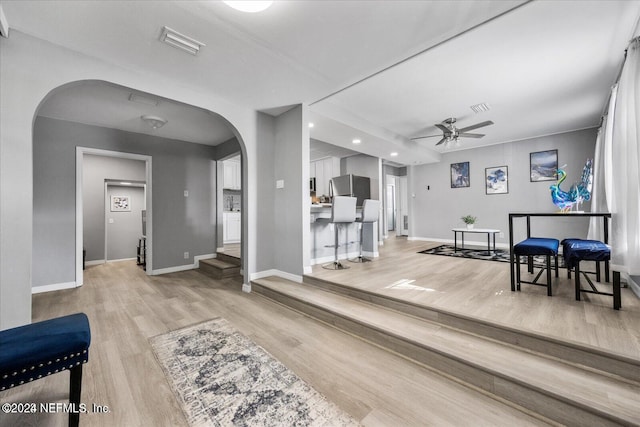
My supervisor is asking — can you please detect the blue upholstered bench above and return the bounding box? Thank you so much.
[0,313,91,427]
[513,237,559,296]
[561,239,620,310]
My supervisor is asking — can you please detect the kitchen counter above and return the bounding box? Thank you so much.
[309,204,378,265]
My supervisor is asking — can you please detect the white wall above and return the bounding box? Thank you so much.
[0,31,258,329]
[409,128,598,246]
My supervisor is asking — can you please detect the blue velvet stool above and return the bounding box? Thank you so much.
[513,237,559,296]
[561,239,620,309]
[0,313,91,427]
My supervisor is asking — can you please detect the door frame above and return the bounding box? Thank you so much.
[76,147,153,286]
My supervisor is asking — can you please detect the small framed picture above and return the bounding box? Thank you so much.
[530,149,558,182]
[485,166,508,194]
[451,162,470,188]
[111,195,131,212]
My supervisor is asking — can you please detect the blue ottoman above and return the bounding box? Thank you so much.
[0,313,91,427]
[561,239,619,309]
[513,238,559,296]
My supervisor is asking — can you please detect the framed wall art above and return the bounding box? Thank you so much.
[485,166,508,194]
[530,149,558,182]
[110,195,131,212]
[451,162,470,188]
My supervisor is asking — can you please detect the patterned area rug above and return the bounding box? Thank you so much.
[418,244,565,268]
[150,318,358,427]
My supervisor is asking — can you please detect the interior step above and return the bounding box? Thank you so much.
[302,275,640,384]
[199,257,241,279]
[251,276,640,427]
[216,252,241,266]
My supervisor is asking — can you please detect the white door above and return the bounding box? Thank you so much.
[396,176,408,236]
[386,182,395,231]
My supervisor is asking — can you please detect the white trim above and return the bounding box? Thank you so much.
[250,269,303,283]
[242,283,251,293]
[107,257,137,263]
[194,253,215,267]
[32,282,78,294]
[216,247,225,252]
[84,259,105,267]
[626,274,639,298]
[76,147,153,286]
[303,266,313,274]
[151,263,196,275]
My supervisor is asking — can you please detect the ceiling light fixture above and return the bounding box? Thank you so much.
[120,182,132,186]
[224,1,273,13]
[352,139,361,144]
[160,26,205,56]
[390,152,398,157]
[141,115,167,129]
[129,93,159,107]
[308,122,314,128]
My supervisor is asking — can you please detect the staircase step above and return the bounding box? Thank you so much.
[302,275,640,384]
[216,252,241,266]
[199,257,241,279]
[251,276,640,427]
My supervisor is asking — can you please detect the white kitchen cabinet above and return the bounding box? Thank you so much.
[311,157,340,196]
[223,212,241,243]
[223,158,241,190]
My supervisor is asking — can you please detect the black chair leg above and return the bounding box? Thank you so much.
[69,365,83,427]
[555,254,559,278]
[613,271,621,310]
[516,256,521,291]
[546,254,552,296]
[575,261,581,301]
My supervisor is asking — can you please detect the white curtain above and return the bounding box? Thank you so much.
[609,37,640,275]
[588,85,617,241]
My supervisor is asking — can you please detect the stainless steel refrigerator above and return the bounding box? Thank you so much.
[330,174,371,207]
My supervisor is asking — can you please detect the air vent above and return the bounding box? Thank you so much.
[128,93,159,106]
[470,103,491,114]
[159,26,205,56]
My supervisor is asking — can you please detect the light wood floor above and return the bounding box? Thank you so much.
[309,233,640,360]
[1,260,550,427]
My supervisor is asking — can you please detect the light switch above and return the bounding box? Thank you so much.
[276,180,284,189]
[184,190,189,197]
[108,218,114,224]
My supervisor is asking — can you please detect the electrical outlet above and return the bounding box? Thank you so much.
[184,252,189,259]
[499,232,504,238]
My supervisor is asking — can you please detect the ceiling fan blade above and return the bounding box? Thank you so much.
[435,137,447,146]
[410,134,442,141]
[435,124,451,133]
[458,133,485,138]
[458,120,494,133]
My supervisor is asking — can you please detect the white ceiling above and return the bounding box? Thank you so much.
[3,1,639,164]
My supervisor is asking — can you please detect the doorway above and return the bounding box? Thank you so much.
[76,147,152,285]
[105,181,146,262]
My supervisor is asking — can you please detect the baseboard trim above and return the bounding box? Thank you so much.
[107,257,137,263]
[303,266,313,275]
[32,281,79,294]
[250,269,303,283]
[216,247,225,253]
[194,253,215,268]
[151,264,195,275]
[84,259,105,267]
[242,283,251,293]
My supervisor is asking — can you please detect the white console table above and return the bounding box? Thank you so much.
[452,228,500,254]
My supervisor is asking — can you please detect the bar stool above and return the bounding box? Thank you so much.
[513,237,559,296]
[322,196,357,270]
[350,199,380,263]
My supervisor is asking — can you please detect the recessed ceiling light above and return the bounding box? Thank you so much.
[120,182,132,186]
[390,152,398,157]
[352,139,361,144]
[224,1,273,13]
[308,122,314,128]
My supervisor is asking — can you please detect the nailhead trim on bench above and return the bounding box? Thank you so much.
[0,350,88,391]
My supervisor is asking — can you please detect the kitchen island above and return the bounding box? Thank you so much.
[310,204,379,265]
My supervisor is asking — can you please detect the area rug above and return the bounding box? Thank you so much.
[150,317,358,427]
[418,244,565,268]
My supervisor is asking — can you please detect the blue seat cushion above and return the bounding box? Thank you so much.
[561,238,611,269]
[514,238,559,256]
[0,313,91,391]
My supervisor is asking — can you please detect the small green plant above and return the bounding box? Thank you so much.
[461,215,477,225]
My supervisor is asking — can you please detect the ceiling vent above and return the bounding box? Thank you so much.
[470,102,491,114]
[159,26,205,56]
[128,93,159,106]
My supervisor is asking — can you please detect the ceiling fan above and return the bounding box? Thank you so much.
[411,118,494,146]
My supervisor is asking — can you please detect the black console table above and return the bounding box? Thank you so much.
[508,212,620,309]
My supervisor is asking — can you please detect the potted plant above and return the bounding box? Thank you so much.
[461,215,477,229]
